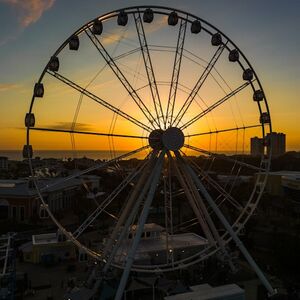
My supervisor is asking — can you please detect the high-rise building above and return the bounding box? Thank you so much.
[250,133,286,157]
[266,132,286,157]
[250,137,264,156]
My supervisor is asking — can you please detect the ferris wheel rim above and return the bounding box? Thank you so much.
[25,5,272,273]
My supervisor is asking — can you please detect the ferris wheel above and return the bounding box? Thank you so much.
[24,5,276,298]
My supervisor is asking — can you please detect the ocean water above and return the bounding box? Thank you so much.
[0,149,248,161]
[0,150,148,161]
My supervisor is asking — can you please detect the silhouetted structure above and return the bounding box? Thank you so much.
[266,132,286,157]
[250,137,264,156]
[251,132,286,157]
[0,157,8,170]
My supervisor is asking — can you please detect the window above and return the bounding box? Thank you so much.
[19,206,25,222]
[12,206,17,219]
[146,232,151,238]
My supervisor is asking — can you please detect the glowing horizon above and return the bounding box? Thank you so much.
[0,1,299,153]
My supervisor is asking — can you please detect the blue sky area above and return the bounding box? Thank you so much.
[0,0,299,149]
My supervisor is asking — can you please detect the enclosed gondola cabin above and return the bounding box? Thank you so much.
[92,19,103,35]
[242,68,253,81]
[191,20,201,34]
[168,11,178,26]
[229,49,239,62]
[117,10,128,26]
[253,90,264,102]
[69,35,79,51]
[260,112,270,124]
[143,8,154,23]
[34,83,44,97]
[48,56,59,72]
[211,33,222,46]
[25,113,35,128]
[23,145,33,159]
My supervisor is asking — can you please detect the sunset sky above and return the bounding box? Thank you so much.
[0,0,299,153]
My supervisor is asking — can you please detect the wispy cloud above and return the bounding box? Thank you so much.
[2,0,55,27]
[45,122,94,131]
[0,83,20,92]
[14,122,94,131]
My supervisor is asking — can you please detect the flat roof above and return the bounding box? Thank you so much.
[116,232,208,257]
[0,175,100,197]
[32,232,58,245]
[260,170,300,177]
[32,232,71,245]
[130,223,164,232]
[165,283,244,300]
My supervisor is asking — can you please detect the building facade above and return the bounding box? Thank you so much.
[266,132,286,157]
[250,137,264,156]
[251,132,286,157]
[0,176,100,223]
[0,157,8,170]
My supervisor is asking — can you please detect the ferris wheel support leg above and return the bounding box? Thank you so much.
[176,158,236,272]
[172,158,215,246]
[181,155,277,297]
[102,152,158,272]
[114,150,165,300]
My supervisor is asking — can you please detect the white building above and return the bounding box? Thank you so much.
[108,223,208,265]
[164,283,245,300]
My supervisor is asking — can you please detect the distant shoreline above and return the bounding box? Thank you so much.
[0,149,255,161]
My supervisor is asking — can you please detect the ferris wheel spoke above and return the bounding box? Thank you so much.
[73,154,150,238]
[113,47,141,61]
[184,144,265,172]
[47,70,152,133]
[172,43,227,127]
[30,127,148,140]
[180,81,254,131]
[166,18,187,128]
[39,145,149,193]
[185,124,261,138]
[102,151,159,271]
[85,28,160,129]
[115,150,165,300]
[133,11,164,127]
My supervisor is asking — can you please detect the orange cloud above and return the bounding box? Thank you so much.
[0,83,20,91]
[2,0,55,27]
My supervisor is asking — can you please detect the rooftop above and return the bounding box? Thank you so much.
[165,283,245,300]
[116,232,208,259]
[0,175,99,197]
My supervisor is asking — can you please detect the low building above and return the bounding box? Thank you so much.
[107,223,208,265]
[256,171,300,197]
[20,230,77,264]
[250,137,264,157]
[0,175,101,223]
[281,173,300,200]
[164,283,245,300]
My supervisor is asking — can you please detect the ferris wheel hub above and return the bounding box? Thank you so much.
[162,127,185,151]
[148,127,184,151]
